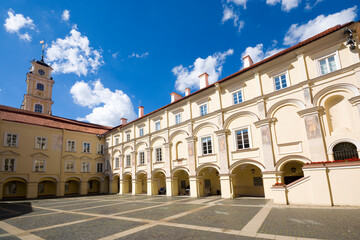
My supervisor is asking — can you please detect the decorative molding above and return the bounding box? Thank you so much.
[297,106,324,117]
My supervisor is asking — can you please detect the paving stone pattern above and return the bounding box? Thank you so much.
[0,195,359,239]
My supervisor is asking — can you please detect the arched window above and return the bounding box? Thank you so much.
[34,104,43,113]
[333,142,359,160]
[37,83,44,91]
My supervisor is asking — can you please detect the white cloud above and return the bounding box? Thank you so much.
[62,10,70,21]
[228,0,248,9]
[112,52,119,58]
[266,0,301,12]
[221,5,245,32]
[70,79,137,126]
[172,49,234,93]
[3,9,35,41]
[129,52,149,58]
[46,28,104,76]
[283,6,358,45]
[241,44,285,66]
[305,0,324,10]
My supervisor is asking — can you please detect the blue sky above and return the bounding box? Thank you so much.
[0,0,358,126]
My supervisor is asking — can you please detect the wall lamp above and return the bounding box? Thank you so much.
[344,28,356,50]
[97,134,104,140]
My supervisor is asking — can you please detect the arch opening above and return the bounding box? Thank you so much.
[198,167,221,197]
[281,160,305,185]
[136,173,147,194]
[123,174,132,194]
[173,170,190,196]
[152,171,166,195]
[3,180,27,199]
[65,180,80,195]
[87,179,100,194]
[38,180,56,197]
[232,164,264,197]
[333,142,359,160]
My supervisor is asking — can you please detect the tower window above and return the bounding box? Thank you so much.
[37,83,44,91]
[34,104,43,113]
[38,69,45,76]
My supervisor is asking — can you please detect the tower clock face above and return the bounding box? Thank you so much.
[38,69,45,76]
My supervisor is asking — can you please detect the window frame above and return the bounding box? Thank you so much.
[35,136,47,150]
[316,51,341,76]
[126,133,130,142]
[232,88,244,105]
[97,144,104,154]
[175,113,182,125]
[115,157,120,169]
[139,127,144,137]
[82,142,91,153]
[138,151,145,165]
[200,135,213,155]
[96,162,104,173]
[115,136,119,145]
[233,126,252,151]
[155,121,161,131]
[81,162,90,173]
[2,158,16,172]
[66,140,76,152]
[4,133,18,147]
[272,71,290,91]
[34,104,43,113]
[36,83,44,91]
[199,103,208,116]
[33,159,46,172]
[126,155,131,167]
[65,160,75,172]
[155,147,162,162]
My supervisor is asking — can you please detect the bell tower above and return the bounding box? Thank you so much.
[21,57,54,115]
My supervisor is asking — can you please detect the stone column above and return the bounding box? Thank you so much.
[146,147,153,196]
[119,180,124,194]
[186,136,199,198]
[108,178,114,194]
[166,177,173,197]
[262,172,282,199]
[26,182,38,199]
[189,176,198,198]
[164,142,173,196]
[215,129,231,198]
[0,183,3,200]
[80,181,88,195]
[297,107,328,162]
[131,151,136,195]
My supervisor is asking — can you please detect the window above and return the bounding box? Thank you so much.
[65,161,75,172]
[126,134,130,141]
[155,121,161,131]
[253,177,263,186]
[236,128,250,150]
[115,157,120,168]
[36,83,44,91]
[318,54,339,75]
[105,141,109,148]
[66,140,76,152]
[82,162,90,172]
[35,137,46,150]
[3,158,15,171]
[97,163,103,172]
[97,144,104,154]
[4,133,18,147]
[139,128,144,137]
[333,142,359,161]
[115,137,119,145]
[233,90,243,104]
[201,137,212,155]
[38,183,44,193]
[155,148,162,162]
[83,142,91,153]
[139,152,145,165]
[200,104,208,116]
[34,159,45,172]
[6,183,17,194]
[34,104,43,113]
[175,113,181,124]
[274,73,288,91]
[126,155,131,167]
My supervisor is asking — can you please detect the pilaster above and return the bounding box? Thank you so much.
[186,136,197,176]
[26,182,38,199]
[214,129,230,175]
[254,118,276,171]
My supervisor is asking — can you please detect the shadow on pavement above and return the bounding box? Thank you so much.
[0,202,33,221]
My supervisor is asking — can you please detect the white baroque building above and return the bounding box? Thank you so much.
[105,22,360,206]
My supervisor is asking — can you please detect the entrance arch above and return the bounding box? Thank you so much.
[231,164,264,197]
[65,178,80,195]
[87,178,100,194]
[198,167,221,197]
[112,175,120,194]
[136,172,147,194]
[3,178,27,199]
[152,171,166,195]
[173,169,189,196]
[123,173,132,194]
[281,160,305,185]
[38,178,57,197]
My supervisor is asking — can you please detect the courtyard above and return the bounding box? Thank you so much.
[0,195,359,240]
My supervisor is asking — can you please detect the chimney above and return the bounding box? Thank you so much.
[138,106,144,118]
[199,72,209,89]
[185,88,191,96]
[170,92,182,103]
[243,55,254,68]
[121,118,127,125]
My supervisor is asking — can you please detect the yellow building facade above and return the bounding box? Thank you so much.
[1,22,360,206]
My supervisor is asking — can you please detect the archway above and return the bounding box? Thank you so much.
[112,175,120,194]
[38,178,57,197]
[173,169,190,196]
[281,161,304,185]
[3,178,27,199]
[152,171,166,195]
[136,173,147,194]
[87,178,100,194]
[333,142,358,160]
[231,164,264,197]
[65,178,80,195]
[198,167,221,197]
[123,174,132,194]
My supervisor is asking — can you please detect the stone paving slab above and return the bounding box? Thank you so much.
[0,203,54,221]
[0,235,20,240]
[117,225,264,240]
[50,201,118,210]
[217,199,270,206]
[4,212,93,231]
[77,202,158,215]
[258,207,360,239]
[32,199,98,207]
[121,204,202,220]
[145,196,184,202]
[170,205,261,230]
[32,218,145,240]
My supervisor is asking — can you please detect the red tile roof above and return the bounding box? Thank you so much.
[105,21,355,134]
[0,105,111,135]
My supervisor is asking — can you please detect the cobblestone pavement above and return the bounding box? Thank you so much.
[0,195,359,240]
